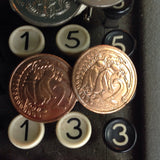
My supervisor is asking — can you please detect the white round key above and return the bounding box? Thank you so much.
[56,24,90,56]
[9,25,45,57]
[8,114,45,149]
[56,111,92,149]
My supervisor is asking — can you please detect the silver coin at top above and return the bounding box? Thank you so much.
[79,0,122,8]
[9,0,81,27]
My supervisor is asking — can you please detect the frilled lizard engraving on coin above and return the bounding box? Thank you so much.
[72,45,137,114]
[9,0,81,27]
[9,54,77,123]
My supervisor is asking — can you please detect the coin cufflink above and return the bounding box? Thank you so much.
[104,118,137,152]
[9,0,82,27]
[56,24,90,56]
[79,0,122,8]
[9,54,77,123]
[72,45,137,114]
[9,25,45,57]
[8,114,45,149]
[56,112,92,149]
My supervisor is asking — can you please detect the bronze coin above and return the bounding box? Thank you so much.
[72,45,137,114]
[9,54,77,123]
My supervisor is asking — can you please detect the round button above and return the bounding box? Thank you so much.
[104,0,134,19]
[56,24,90,57]
[102,29,136,57]
[8,114,45,149]
[9,25,45,57]
[104,118,137,152]
[56,112,92,149]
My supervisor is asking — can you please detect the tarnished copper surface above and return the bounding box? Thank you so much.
[72,45,137,114]
[9,54,77,123]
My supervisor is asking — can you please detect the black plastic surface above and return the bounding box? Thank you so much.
[0,0,148,160]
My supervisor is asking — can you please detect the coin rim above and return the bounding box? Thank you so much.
[72,45,137,114]
[79,0,122,8]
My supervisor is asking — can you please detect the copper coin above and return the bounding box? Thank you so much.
[72,45,137,114]
[9,54,77,123]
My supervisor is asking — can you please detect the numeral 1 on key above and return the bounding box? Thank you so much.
[21,31,29,50]
[20,120,29,141]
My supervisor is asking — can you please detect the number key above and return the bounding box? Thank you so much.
[104,0,134,19]
[8,114,45,149]
[9,25,45,57]
[104,118,137,152]
[56,24,90,57]
[102,29,136,57]
[56,112,92,149]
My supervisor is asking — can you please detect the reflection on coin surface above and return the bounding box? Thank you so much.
[9,0,81,27]
[79,0,122,8]
[9,54,77,123]
[72,45,137,114]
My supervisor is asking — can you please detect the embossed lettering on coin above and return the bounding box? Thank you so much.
[72,45,137,114]
[9,54,77,123]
